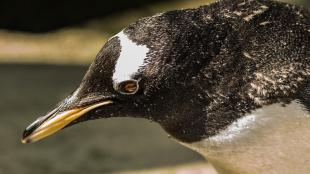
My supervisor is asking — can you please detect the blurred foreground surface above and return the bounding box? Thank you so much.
[116,163,217,174]
[0,64,203,174]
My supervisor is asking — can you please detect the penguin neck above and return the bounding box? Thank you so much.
[182,101,310,174]
[155,90,209,143]
[160,112,207,143]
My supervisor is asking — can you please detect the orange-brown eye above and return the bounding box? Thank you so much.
[116,80,139,95]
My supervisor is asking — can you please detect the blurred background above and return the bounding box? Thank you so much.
[0,0,309,174]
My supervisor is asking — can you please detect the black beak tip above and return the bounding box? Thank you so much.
[21,118,43,142]
[22,109,59,142]
[21,128,32,144]
[22,128,32,139]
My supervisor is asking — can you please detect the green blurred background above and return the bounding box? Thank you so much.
[0,0,309,174]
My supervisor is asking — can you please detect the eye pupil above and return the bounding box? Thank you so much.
[117,80,139,95]
[124,83,137,93]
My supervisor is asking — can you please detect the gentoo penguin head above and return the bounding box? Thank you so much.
[22,11,216,143]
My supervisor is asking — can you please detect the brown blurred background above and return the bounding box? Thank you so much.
[0,0,308,174]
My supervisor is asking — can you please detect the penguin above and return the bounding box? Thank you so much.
[22,0,309,173]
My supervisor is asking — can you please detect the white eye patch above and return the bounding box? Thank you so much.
[112,31,149,84]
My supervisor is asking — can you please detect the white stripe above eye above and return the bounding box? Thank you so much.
[112,31,149,83]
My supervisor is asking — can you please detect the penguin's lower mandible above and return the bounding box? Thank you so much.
[22,0,310,173]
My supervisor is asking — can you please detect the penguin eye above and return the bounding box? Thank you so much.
[116,80,139,95]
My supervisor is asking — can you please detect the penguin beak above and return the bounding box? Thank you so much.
[21,100,113,144]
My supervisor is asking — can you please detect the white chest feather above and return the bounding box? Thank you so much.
[183,101,310,174]
[112,31,149,83]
